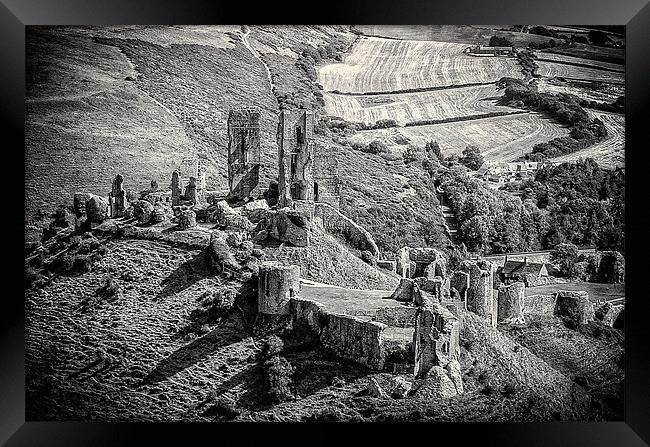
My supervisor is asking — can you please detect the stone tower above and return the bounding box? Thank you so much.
[313,148,341,209]
[227,108,261,202]
[109,174,127,218]
[277,109,314,208]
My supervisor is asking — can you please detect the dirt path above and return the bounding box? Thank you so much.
[240,27,275,95]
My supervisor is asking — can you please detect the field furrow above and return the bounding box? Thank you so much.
[536,52,624,72]
[323,84,523,125]
[552,111,625,169]
[350,113,569,163]
[319,37,522,94]
[536,60,625,84]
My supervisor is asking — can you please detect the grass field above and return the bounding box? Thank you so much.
[319,37,522,94]
[552,110,625,169]
[350,112,569,162]
[535,52,624,72]
[542,44,625,65]
[535,79,624,103]
[354,25,566,47]
[324,84,523,126]
[535,60,625,85]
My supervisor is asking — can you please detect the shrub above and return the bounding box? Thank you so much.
[25,266,45,289]
[264,335,284,358]
[205,396,240,420]
[366,140,389,155]
[403,145,424,164]
[459,145,484,171]
[264,355,295,402]
[96,275,120,301]
[360,250,377,266]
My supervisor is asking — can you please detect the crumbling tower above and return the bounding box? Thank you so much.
[109,174,127,218]
[227,108,261,202]
[313,147,341,209]
[277,109,314,208]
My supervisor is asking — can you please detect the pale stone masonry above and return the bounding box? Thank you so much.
[277,109,315,208]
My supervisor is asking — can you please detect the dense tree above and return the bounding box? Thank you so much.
[459,145,484,171]
[551,243,579,277]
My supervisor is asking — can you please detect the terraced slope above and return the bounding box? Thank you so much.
[324,84,523,126]
[319,37,522,94]
[536,53,624,72]
[552,111,625,169]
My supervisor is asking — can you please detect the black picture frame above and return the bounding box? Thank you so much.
[4,0,649,445]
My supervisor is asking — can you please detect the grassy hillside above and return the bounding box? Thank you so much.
[26,25,449,253]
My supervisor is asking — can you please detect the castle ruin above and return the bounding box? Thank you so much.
[277,109,314,208]
[227,108,261,202]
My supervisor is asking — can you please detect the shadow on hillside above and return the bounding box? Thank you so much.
[155,250,213,300]
[142,320,246,385]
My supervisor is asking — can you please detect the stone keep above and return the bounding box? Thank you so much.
[413,299,460,378]
[258,262,301,315]
[228,108,261,202]
[277,109,314,208]
[464,260,498,328]
[497,281,525,324]
[109,174,127,218]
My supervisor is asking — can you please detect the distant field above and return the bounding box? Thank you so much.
[525,282,625,303]
[536,60,625,84]
[536,52,624,72]
[542,44,625,65]
[354,25,565,47]
[319,37,522,94]
[552,110,625,169]
[350,112,569,163]
[536,79,624,103]
[323,84,523,125]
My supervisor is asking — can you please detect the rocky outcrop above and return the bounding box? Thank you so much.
[266,208,310,247]
[321,314,386,370]
[413,365,460,399]
[497,281,525,325]
[178,209,197,230]
[85,194,109,223]
[131,199,153,225]
[208,200,254,232]
[555,290,594,326]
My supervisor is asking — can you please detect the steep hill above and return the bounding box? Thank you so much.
[26,25,450,253]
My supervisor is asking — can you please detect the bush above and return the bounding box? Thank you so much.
[360,250,377,266]
[25,266,45,289]
[205,396,240,420]
[459,145,484,171]
[264,335,284,358]
[403,145,423,164]
[366,140,389,155]
[489,35,513,47]
[96,275,120,301]
[264,355,295,402]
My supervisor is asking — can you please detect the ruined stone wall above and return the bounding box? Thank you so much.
[523,294,556,315]
[313,202,379,257]
[277,110,314,208]
[313,148,341,209]
[227,108,261,202]
[289,297,329,338]
[321,313,386,370]
[413,299,460,378]
[555,290,595,326]
[375,305,418,327]
[258,262,301,315]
